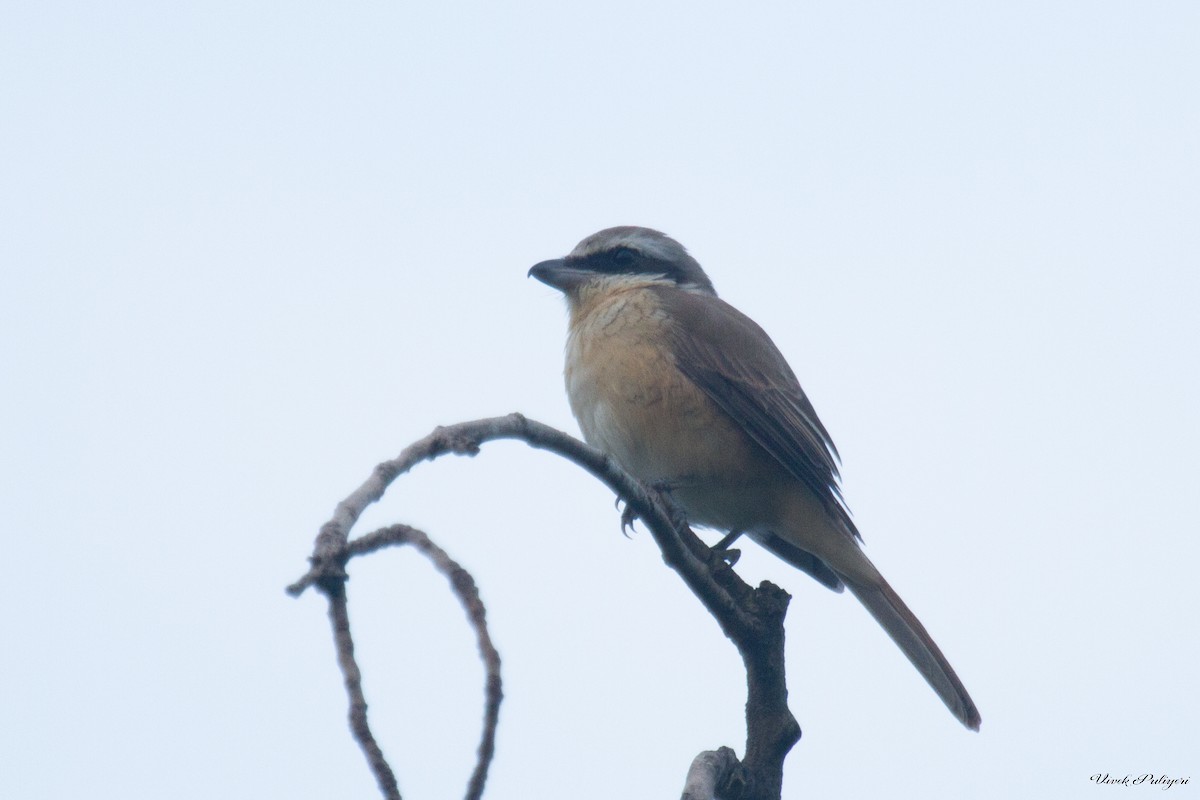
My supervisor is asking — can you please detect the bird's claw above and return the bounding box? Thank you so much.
[617,498,639,537]
[617,479,681,536]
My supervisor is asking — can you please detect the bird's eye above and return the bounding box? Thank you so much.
[612,248,636,266]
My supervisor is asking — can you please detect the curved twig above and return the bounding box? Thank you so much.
[348,525,502,800]
[288,413,801,800]
[324,579,402,800]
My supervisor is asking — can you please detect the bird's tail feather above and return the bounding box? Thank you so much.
[836,556,981,730]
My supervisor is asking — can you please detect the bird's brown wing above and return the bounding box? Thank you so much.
[653,290,981,729]
[652,286,860,544]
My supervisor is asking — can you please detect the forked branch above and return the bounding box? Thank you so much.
[288,413,800,800]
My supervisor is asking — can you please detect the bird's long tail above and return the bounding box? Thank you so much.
[835,553,981,730]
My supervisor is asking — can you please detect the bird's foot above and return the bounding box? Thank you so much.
[712,530,744,566]
[645,479,691,530]
[616,479,686,536]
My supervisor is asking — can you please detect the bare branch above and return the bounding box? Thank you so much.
[325,579,402,800]
[289,414,802,800]
[348,525,502,800]
[682,747,743,800]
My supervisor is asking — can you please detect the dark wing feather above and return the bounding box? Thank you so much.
[759,531,845,591]
[652,286,860,542]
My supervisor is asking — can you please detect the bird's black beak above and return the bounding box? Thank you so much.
[528,258,590,292]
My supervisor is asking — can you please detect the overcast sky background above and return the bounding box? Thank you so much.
[2,1,1197,798]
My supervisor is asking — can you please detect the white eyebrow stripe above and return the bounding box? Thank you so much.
[568,227,688,263]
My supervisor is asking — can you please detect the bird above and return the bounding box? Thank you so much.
[528,225,981,730]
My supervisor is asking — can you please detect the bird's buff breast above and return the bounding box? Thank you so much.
[563,286,782,529]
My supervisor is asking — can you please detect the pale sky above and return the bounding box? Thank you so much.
[2,1,1197,798]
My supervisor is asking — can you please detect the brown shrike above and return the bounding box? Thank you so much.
[529,226,981,730]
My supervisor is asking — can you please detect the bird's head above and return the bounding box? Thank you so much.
[528,226,716,300]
